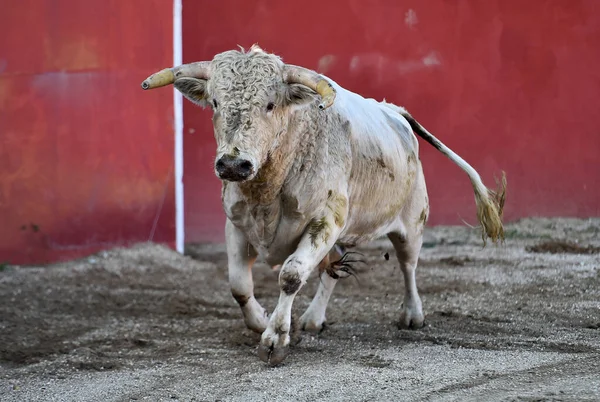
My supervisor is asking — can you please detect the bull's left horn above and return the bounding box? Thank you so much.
[141,61,211,90]
[283,65,336,110]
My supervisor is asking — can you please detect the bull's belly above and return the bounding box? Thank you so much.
[228,194,409,264]
[255,242,298,267]
[337,174,419,246]
[234,209,399,267]
[338,208,403,246]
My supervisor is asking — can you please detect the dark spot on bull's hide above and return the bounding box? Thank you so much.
[281,271,301,295]
[384,252,390,261]
[342,120,351,133]
[232,292,249,307]
[299,164,305,172]
[230,200,247,216]
[281,193,299,211]
[418,208,428,225]
[376,158,386,168]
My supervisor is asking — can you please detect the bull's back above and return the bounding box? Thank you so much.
[329,83,422,244]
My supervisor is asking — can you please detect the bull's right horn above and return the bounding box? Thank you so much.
[283,65,336,110]
[141,61,211,90]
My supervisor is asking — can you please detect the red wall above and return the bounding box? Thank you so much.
[0,0,176,264]
[183,0,600,243]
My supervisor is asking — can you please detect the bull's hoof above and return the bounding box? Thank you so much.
[397,319,424,330]
[257,344,270,362]
[257,344,289,366]
[397,311,425,329]
[301,320,328,333]
[290,331,303,346]
[299,308,331,333]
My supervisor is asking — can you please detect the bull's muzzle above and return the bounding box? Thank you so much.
[215,155,255,182]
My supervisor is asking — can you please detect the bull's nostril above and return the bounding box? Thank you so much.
[215,156,253,181]
[239,160,253,172]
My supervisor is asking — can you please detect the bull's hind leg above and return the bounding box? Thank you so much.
[226,219,269,333]
[300,274,337,332]
[388,230,425,329]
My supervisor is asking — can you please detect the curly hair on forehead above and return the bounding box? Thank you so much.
[206,45,290,133]
[209,46,284,98]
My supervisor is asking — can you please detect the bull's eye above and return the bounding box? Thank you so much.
[266,102,274,112]
[213,99,218,108]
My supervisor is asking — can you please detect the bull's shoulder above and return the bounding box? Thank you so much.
[287,107,353,181]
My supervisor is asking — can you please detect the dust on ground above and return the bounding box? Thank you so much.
[1,217,599,401]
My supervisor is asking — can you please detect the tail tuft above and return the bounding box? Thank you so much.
[473,171,507,246]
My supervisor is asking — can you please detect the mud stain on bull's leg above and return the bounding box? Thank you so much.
[417,207,428,226]
[308,217,330,247]
[404,152,418,192]
[232,292,249,307]
[281,272,301,295]
[280,257,302,295]
[326,190,348,228]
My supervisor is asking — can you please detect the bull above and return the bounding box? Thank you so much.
[141,45,506,366]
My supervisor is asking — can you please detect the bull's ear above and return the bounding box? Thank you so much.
[174,77,209,108]
[283,83,318,109]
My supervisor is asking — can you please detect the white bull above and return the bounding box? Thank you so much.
[142,45,506,366]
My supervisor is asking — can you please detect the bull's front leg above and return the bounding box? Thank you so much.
[258,196,347,365]
[299,245,344,331]
[226,219,269,333]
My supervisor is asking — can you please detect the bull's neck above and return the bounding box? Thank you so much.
[237,118,310,205]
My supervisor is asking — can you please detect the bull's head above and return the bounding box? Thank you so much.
[141,45,336,182]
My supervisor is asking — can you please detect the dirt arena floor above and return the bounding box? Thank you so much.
[1,217,599,401]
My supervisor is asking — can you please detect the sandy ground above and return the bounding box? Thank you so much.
[1,217,599,402]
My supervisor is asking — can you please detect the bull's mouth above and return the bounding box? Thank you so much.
[217,171,255,183]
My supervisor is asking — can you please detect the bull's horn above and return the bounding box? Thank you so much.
[283,65,336,110]
[141,61,211,90]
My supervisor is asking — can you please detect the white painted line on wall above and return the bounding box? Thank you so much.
[173,0,184,254]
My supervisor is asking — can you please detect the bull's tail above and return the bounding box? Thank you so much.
[400,109,507,245]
